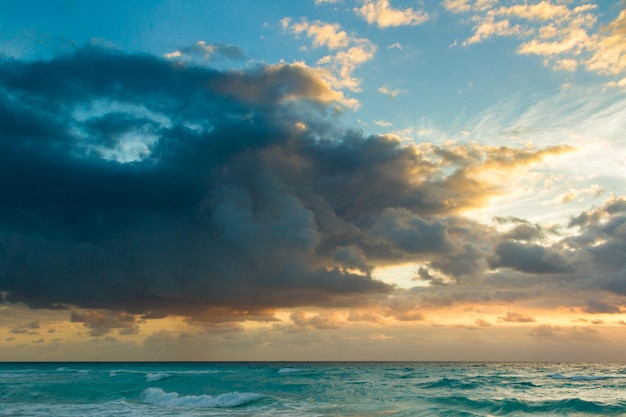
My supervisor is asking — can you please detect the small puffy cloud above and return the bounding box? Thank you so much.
[500,2,570,21]
[475,318,492,327]
[374,120,392,127]
[282,18,376,92]
[290,311,342,329]
[552,58,578,72]
[387,42,402,50]
[355,0,429,28]
[379,85,405,98]
[415,267,448,286]
[498,311,536,323]
[286,19,350,50]
[517,27,592,56]
[468,17,530,45]
[442,0,471,13]
[605,77,626,90]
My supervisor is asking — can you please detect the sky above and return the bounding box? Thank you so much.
[0,0,626,361]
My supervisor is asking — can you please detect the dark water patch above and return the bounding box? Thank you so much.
[432,395,624,415]
[419,377,481,390]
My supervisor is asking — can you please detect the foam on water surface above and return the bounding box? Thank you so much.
[143,387,262,408]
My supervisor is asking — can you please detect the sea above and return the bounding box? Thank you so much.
[1,362,626,416]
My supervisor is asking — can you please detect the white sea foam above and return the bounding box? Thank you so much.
[146,372,169,382]
[143,387,262,408]
[278,368,301,373]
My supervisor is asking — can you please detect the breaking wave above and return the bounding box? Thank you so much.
[143,387,262,408]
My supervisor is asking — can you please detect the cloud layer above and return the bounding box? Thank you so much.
[0,44,625,328]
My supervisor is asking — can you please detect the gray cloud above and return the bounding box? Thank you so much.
[0,45,391,318]
[71,310,139,337]
[581,299,623,314]
[488,241,573,274]
[1,45,625,323]
[166,41,246,61]
[498,311,535,323]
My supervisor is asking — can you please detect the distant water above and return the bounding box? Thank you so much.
[1,362,626,416]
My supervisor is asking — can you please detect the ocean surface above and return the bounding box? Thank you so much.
[1,362,626,416]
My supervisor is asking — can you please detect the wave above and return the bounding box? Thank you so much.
[278,368,301,373]
[549,373,612,381]
[109,369,220,378]
[420,377,480,390]
[432,395,621,414]
[146,372,170,382]
[143,388,262,408]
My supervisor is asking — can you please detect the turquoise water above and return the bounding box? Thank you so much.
[1,362,626,416]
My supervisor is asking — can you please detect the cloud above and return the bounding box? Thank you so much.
[355,0,429,28]
[283,19,350,50]
[527,324,603,343]
[475,318,491,327]
[290,311,342,329]
[464,15,527,45]
[586,8,626,75]
[488,241,573,274]
[1,44,625,328]
[442,0,471,14]
[164,41,245,61]
[71,310,139,336]
[378,85,405,98]
[552,58,578,72]
[0,45,391,319]
[498,311,535,323]
[580,299,623,314]
[282,18,376,92]
[448,0,626,83]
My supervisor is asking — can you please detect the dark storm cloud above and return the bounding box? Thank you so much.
[1,45,622,321]
[0,45,392,318]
